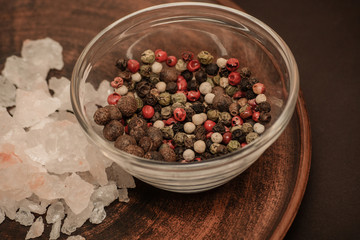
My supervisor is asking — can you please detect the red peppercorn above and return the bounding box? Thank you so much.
[107,93,122,105]
[155,50,168,62]
[163,140,175,149]
[166,56,177,67]
[111,77,124,88]
[248,99,257,109]
[231,116,243,126]
[127,59,140,73]
[155,49,162,55]
[125,125,129,134]
[222,132,232,144]
[226,58,240,72]
[142,105,155,119]
[147,122,153,127]
[187,90,201,101]
[206,132,213,139]
[181,51,194,61]
[228,72,241,85]
[252,83,266,94]
[241,143,247,148]
[204,120,216,132]
[165,117,177,125]
[233,91,245,99]
[187,60,201,72]
[173,108,186,121]
[177,78,187,91]
[225,126,230,132]
[252,111,260,122]
[240,106,253,119]
[195,157,201,162]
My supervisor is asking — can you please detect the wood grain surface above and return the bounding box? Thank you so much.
[0,1,311,239]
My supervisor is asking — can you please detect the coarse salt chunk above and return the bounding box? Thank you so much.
[0,75,16,107]
[49,77,72,111]
[61,202,93,235]
[106,163,136,189]
[25,216,44,239]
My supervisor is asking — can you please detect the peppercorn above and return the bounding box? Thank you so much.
[187,79,198,91]
[238,98,248,107]
[160,68,178,83]
[115,58,128,71]
[225,85,238,97]
[210,143,227,154]
[93,107,111,125]
[142,93,156,106]
[253,83,266,94]
[166,56,177,67]
[212,94,232,112]
[169,92,185,104]
[255,94,267,104]
[160,106,172,119]
[173,132,186,146]
[195,70,207,83]
[134,97,143,112]
[194,140,206,153]
[241,122,254,134]
[181,51,194,61]
[183,149,195,161]
[231,116,243,126]
[245,132,258,144]
[124,145,144,157]
[142,105,155,119]
[144,151,164,161]
[181,70,193,81]
[141,49,155,64]
[161,126,174,140]
[187,60,201,72]
[231,128,246,143]
[253,123,265,134]
[175,59,187,72]
[212,86,225,96]
[139,136,156,152]
[173,108,186,121]
[259,112,271,124]
[111,77,124,88]
[107,93,122,105]
[127,116,147,131]
[197,51,213,65]
[159,147,176,162]
[207,109,219,121]
[227,140,240,152]
[219,112,232,126]
[114,134,137,150]
[189,102,204,114]
[229,102,240,116]
[194,125,207,141]
[184,135,196,149]
[149,72,160,85]
[222,132,232,144]
[146,126,163,148]
[127,59,140,73]
[239,104,253,119]
[226,58,239,72]
[103,120,124,141]
[187,90,201,102]
[210,132,223,144]
[129,127,146,142]
[240,77,259,91]
[205,63,219,76]
[118,70,132,81]
[135,81,151,98]
[166,81,178,94]
[240,67,251,79]
[165,117,177,125]
[219,67,230,78]
[204,93,215,105]
[158,92,171,106]
[212,122,226,134]
[255,102,271,113]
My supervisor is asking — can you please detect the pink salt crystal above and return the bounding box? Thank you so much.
[25,216,44,239]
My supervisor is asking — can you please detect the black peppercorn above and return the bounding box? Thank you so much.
[150,112,162,122]
[259,112,272,124]
[212,86,225,96]
[205,63,219,76]
[146,126,163,149]
[118,71,132,81]
[124,145,144,157]
[232,129,246,143]
[129,127,146,142]
[194,125,207,141]
[117,96,137,117]
[128,116,147,131]
[255,102,271,113]
[139,65,152,78]
[174,146,185,159]
[159,147,177,162]
[191,102,205,114]
[212,122,226,134]
[195,70,207,83]
[136,81,151,98]
[154,104,162,113]
[172,122,184,134]
[219,67,230,78]
[104,105,122,120]
[139,136,156,152]
[205,139,213,149]
[143,93,158,106]
[245,89,257,100]
[93,107,111,125]
[240,67,251,79]
[187,80,199,91]
[115,58,127,71]
[114,134,137,150]
[103,120,124,141]
[181,70,193,81]
[144,151,164,161]
[184,135,196,148]
[184,107,196,122]
[166,81,178,94]
[160,67,178,83]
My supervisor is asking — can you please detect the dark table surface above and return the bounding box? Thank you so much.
[238,0,360,239]
[0,0,359,239]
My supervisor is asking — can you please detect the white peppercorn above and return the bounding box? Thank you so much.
[255,94,267,104]
[219,77,229,88]
[199,113,207,122]
[131,72,141,82]
[115,85,128,96]
[204,93,215,104]
[253,123,265,134]
[216,57,227,68]
[194,140,206,153]
[151,62,163,74]
[156,81,166,93]
[153,120,165,129]
[211,132,223,144]
[199,82,212,95]
[175,59,187,72]
[192,114,204,125]
[184,122,196,134]
[183,149,195,161]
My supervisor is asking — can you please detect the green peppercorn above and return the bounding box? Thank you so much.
[149,72,160,85]
[161,106,172,119]
[184,134,196,149]
[171,102,185,113]
[158,92,171,106]
[206,77,215,87]
[141,49,155,64]
[230,125,242,133]
[241,122,254,134]
[225,85,238,97]
[197,51,214,65]
[173,132,186,146]
[161,126,174,140]
[135,97,143,111]
[209,143,227,154]
[127,81,136,91]
[227,140,241,152]
[171,92,187,104]
[207,109,220,121]
[219,112,232,125]
[246,132,259,144]
[139,65,152,78]
[213,74,221,85]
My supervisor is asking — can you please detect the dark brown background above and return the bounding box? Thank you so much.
[238,0,360,239]
[0,0,359,239]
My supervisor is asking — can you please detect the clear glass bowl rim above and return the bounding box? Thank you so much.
[70,2,299,169]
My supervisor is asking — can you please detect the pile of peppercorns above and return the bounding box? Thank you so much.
[93,49,271,163]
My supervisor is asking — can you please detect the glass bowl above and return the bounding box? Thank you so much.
[71,2,299,193]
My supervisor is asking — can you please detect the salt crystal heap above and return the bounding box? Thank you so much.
[0,38,135,239]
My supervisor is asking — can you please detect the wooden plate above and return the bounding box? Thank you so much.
[0,1,311,239]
